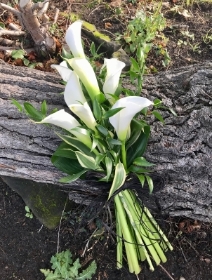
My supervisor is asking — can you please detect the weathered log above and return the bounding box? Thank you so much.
[0,59,211,222]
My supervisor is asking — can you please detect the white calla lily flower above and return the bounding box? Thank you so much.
[68,58,104,102]
[65,20,85,58]
[103,58,125,103]
[51,61,72,82]
[63,71,97,132]
[109,97,153,141]
[64,71,86,105]
[39,109,91,148]
[69,102,97,132]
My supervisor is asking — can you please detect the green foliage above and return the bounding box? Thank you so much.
[11,50,36,68]
[40,250,97,280]
[25,206,33,219]
[116,5,169,92]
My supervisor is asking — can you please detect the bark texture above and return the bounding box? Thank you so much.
[0,60,211,221]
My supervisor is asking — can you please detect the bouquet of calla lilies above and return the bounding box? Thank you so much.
[13,21,173,275]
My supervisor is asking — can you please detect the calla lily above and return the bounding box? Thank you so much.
[64,71,86,105]
[65,20,85,58]
[69,102,97,132]
[67,58,104,102]
[102,58,125,103]
[63,71,97,131]
[109,97,153,141]
[51,61,72,82]
[40,109,92,148]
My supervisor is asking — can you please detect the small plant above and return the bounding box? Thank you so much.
[116,4,168,93]
[25,206,33,219]
[11,49,37,68]
[203,29,212,44]
[40,250,97,280]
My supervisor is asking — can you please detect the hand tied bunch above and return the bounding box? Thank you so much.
[13,21,173,275]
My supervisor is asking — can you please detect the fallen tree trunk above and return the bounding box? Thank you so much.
[0,59,211,222]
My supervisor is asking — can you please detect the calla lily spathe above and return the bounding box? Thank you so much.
[109,97,153,141]
[68,58,104,102]
[40,109,92,148]
[51,61,72,82]
[102,58,125,103]
[64,71,86,105]
[64,71,97,131]
[65,20,85,58]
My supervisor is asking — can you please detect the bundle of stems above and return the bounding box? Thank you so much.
[115,189,173,274]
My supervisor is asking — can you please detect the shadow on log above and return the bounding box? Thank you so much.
[0,59,211,222]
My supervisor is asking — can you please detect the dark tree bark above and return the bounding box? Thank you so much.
[0,59,211,222]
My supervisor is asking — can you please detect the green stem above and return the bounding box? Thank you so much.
[121,141,127,171]
[114,194,141,274]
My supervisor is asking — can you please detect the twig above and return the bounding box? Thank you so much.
[8,23,21,31]
[0,3,21,17]
[37,1,49,18]
[56,199,67,254]
[0,37,21,46]
[0,30,25,36]
[159,264,175,280]
[53,8,59,25]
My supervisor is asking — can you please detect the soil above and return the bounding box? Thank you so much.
[0,1,212,280]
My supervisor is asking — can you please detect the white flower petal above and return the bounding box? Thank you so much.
[69,102,97,131]
[64,72,86,106]
[68,58,102,101]
[51,64,72,82]
[109,97,153,141]
[40,109,80,131]
[65,21,85,58]
[103,58,125,101]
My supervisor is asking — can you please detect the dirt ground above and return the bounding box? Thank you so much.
[0,1,212,280]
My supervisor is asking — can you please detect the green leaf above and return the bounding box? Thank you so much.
[107,139,122,146]
[136,173,145,187]
[41,100,47,115]
[126,119,144,149]
[104,156,113,182]
[23,58,30,66]
[153,98,162,106]
[108,162,126,199]
[128,165,151,173]
[96,124,108,136]
[0,22,5,28]
[130,57,140,72]
[102,107,124,119]
[127,126,150,166]
[133,157,154,167]
[95,154,105,166]
[59,170,87,183]
[146,175,154,194]
[11,99,23,112]
[69,258,81,278]
[53,142,76,159]
[11,49,25,59]
[109,150,120,164]
[76,260,97,280]
[91,137,98,152]
[51,155,83,175]
[92,98,102,121]
[24,102,44,121]
[75,151,98,170]
[56,134,95,157]
[152,110,164,123]
[90,42,96,56]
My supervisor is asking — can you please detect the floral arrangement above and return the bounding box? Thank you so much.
[13,21,173,275]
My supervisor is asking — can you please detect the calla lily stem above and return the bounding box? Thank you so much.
[121,141,127,171]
